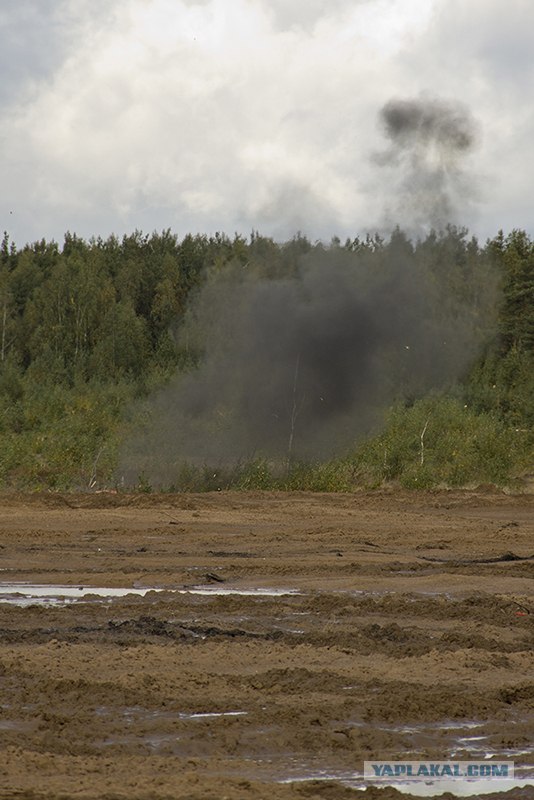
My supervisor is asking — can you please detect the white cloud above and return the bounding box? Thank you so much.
[0,0,532,246]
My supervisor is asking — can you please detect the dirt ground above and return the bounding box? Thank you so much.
[0,488,533,800]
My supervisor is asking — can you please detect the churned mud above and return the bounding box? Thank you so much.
[0,489,533,799]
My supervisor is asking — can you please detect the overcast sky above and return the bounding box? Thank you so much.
[1,0,533,247]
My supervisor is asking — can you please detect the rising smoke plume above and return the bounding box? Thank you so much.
[119,95,485,487]
[375,96,478,233]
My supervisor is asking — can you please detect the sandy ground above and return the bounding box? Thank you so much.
[0,488,533,800]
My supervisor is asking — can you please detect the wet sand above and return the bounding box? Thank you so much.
[0,489,533,799]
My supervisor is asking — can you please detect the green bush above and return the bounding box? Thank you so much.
[0,379,129,489]
[353,395,532,488]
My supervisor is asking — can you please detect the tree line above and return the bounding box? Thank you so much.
[0,225,531,489]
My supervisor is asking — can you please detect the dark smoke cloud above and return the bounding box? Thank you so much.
[376,96,478,233]
[119,239,482,487]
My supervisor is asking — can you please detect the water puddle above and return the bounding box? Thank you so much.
[96,705,247,721]
[0,584,153,606]
[280,769,534,796]
[94,706,248,754]
[99,732,182,750]
[0,583,300,606]
[180,711,247,719]
[373,720,486,734]
[179,587,300,597]
[356,718,534,761]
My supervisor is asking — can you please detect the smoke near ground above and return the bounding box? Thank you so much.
[119,237,487,487]
[375,96,478,233]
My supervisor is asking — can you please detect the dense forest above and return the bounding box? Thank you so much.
[0,225,532,490]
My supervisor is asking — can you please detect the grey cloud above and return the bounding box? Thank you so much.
[430,0,534,81]
[1,0,533,247]
[266,0,359,31]
[239,179,339,241]
[0,0,68,108]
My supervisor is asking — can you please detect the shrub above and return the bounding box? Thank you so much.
[352,395,532,489]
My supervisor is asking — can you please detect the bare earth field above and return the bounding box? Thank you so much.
[0,489,533,800]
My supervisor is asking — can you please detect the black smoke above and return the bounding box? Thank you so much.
[119,236,483,486]
[376,96,478,232]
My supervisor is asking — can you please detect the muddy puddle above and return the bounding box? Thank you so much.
[70,703,534,794]
[0,582,300,605]
[1,581,524,608]
[280,771,534,797]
